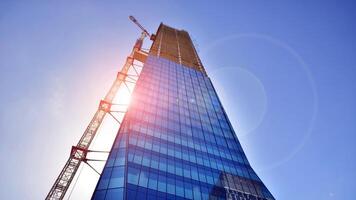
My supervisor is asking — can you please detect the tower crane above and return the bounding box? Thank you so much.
[46,16,151,200]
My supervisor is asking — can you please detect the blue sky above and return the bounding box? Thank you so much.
[0,1,355,199]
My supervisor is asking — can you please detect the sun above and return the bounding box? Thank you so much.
[113,84,133,105]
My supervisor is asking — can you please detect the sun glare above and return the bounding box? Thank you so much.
[64,80,137,199]
[113,85,133,105]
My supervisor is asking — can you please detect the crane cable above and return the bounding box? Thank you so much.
[66,106,119,200]
[66,164,84,200]
[66,122,102,200]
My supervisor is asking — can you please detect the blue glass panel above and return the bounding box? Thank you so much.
[157,174,166,193]
[97,167,112,190]
[128,166,140,185]
[126,188,136,199]
[92,190,106,200]
[138,170,149,188]
[148,172,158,190]
[166,177,175,195]
[175,179,184,197]
[193,185,202,200]
[184,182,193,199]
[105,188,123,200]
[114,149,125,166]
[108,166,124,188]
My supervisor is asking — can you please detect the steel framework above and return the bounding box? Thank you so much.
[46,30,149,200]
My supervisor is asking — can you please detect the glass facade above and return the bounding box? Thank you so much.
[92,55,274,200]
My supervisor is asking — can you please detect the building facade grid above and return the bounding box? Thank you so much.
[92,56,274,200]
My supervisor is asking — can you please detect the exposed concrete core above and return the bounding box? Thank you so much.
[149,24,206,75]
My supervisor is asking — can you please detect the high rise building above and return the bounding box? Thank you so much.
[91,24,275,200]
